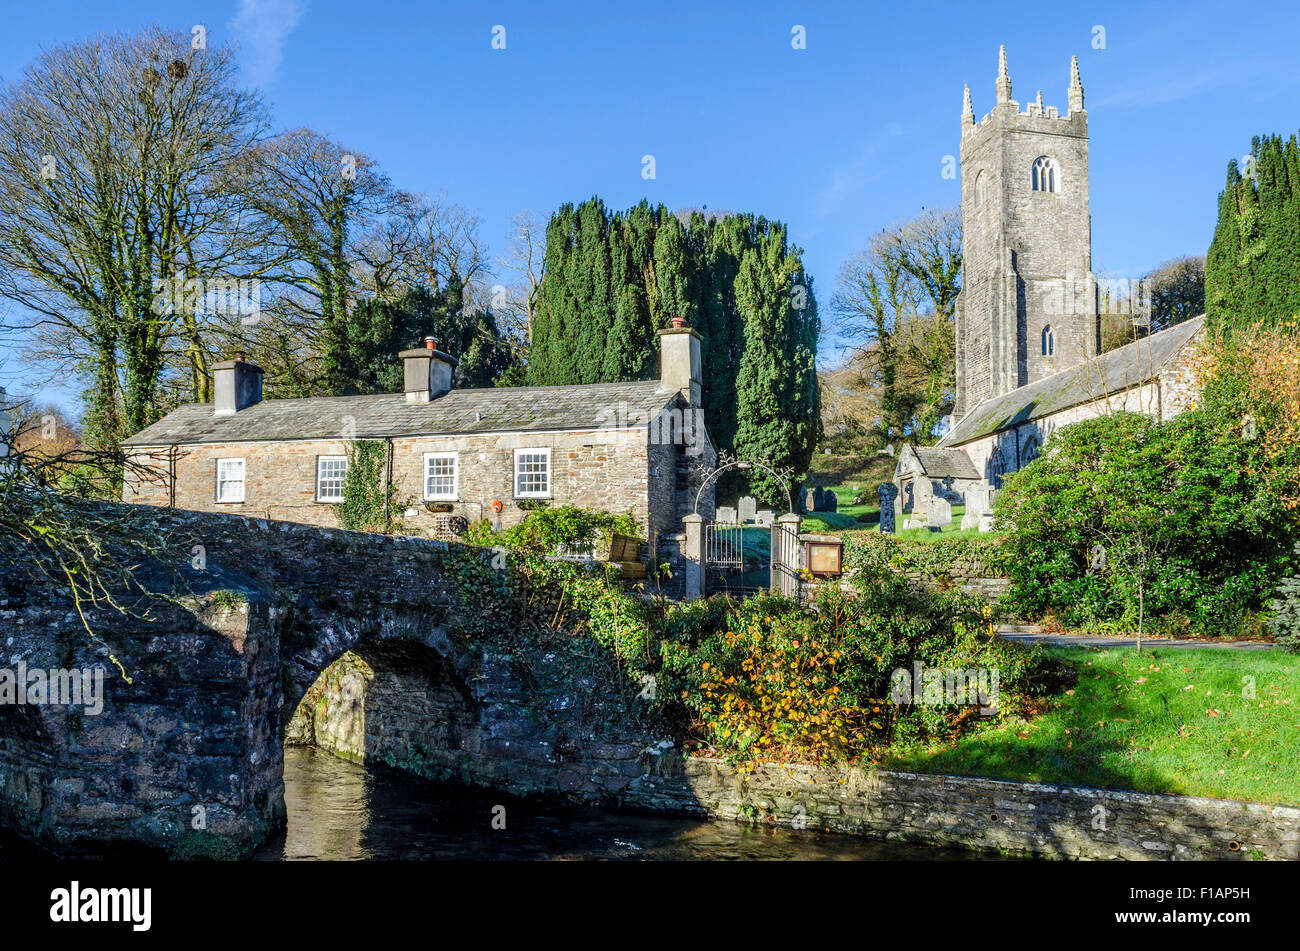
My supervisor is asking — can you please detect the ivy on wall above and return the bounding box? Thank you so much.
[334,440,405,533]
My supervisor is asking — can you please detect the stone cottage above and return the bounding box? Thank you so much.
[122,321,716,558]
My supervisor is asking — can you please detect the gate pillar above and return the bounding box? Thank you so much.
[682,513,704,599]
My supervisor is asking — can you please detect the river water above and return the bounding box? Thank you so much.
[0,746,1000,860]
[252,746,994,861]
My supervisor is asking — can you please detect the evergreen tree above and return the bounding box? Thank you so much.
[346,280,519,394]
[527,199,821,500]
[1206,131,1300,335]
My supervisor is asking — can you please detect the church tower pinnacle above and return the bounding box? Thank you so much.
[995,45,1012,106]
[1068,55,1085,115]
[962,83,974,127]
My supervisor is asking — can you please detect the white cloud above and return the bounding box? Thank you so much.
[230,0,307,88]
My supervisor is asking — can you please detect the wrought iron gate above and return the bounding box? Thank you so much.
[704,521,756,596]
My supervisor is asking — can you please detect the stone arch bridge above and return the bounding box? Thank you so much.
[0,509,666,856]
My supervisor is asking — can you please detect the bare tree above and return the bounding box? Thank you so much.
[0,28,268,444]
[495,210,546,346]
[223,128,400,395]
[832,206,961,443]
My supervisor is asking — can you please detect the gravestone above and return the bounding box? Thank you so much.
[823,490,837,513]
[754,509,774,527]
[961,481,998,532]
[877,483,898,533]
[979,512,996,533]
[716,505,737,525]
[738,496,758,523]
[925,494,952,528]
[804,488,819,512]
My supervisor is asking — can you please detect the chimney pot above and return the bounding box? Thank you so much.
[425,336,437,350]
[235,350,246,362]
[670,316,687,329]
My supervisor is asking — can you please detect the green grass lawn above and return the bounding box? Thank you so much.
[882,646,1300,805]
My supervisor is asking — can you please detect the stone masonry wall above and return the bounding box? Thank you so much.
[123,427,666,537]
[0,577,285,857]
[621,755,1300,861]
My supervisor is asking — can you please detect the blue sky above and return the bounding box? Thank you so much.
[2,0,1298,410]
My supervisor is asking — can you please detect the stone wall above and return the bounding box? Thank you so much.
[0,579,285,857]
[620,755,1300,861]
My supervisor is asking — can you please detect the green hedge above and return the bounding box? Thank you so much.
[843,532,1016,583]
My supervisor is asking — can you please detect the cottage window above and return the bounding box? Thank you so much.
[514,448,550,498]
[424,451,458,501]
[216,458,245,503]
[316,455,347,502]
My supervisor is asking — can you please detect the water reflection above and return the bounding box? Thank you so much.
[255,746,1007,861]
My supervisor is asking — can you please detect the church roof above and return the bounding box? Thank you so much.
[122,380,677,447]
[939,315,1206,448]
[906,445,981,480]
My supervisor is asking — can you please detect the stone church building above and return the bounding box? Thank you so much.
[897,48,1206,518]
[122,322,716,556]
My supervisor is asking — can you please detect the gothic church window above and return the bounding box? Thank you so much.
[989,448,1007,489]
[1022,436,1041,464]
[974,171,985,208]
[1041,324,1055,356]
[1031,155,1057,193]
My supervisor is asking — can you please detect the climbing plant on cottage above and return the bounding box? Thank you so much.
[334,440,404,533]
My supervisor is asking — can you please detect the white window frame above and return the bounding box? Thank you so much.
[216,458,245,503]
[513,448,551,499]
[316,455,348,503]
[424,451,459,501]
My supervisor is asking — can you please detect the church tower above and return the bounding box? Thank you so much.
[952,48,1099,422]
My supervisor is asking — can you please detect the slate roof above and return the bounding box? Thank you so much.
[909,446,981,480]
[122,380,677,447]
[939,316,1206,448]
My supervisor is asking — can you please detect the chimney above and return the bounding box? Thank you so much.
[0,386,11,459]
[656,317,702,405]
[399,336,458,402]
[212,352,263,416]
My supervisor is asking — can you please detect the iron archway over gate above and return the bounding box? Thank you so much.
[692,451,795,517]
[694,452,799,597]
